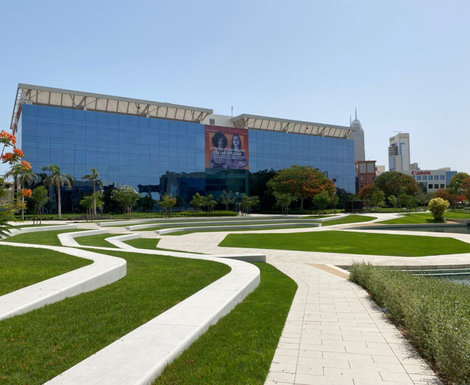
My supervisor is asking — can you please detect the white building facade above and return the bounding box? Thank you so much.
[388,133,410,172]
[403,169,457,193]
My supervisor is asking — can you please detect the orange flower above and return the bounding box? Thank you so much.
[1,152,14,163]
[21,160,32,170]
[0,130,16,145]
[13,148,24,157]
[21,189,32,198]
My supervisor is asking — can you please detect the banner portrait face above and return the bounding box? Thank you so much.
[205,125,249,170]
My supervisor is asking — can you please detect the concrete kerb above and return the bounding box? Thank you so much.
[156,223,321,235]
[105,233,142,249]
[0,243,126,321]
[58,229,110,247]
[8,224,78,236]
[43,247,261,385]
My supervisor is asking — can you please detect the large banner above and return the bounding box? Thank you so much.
[205,126,249,170]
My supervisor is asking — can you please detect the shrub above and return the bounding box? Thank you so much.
[428,198,450,220]
[349,263,470,384]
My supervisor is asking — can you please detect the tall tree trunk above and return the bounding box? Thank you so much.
[93,182,97,217]
[57,184,62,219]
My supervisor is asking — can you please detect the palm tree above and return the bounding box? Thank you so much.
[6,162,37,220]
[82,168,103,217]
[41,165,74,219]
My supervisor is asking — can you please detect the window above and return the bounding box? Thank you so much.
[440,184,444,188]
[440,175,445,180]
[429,184,433,189]
[416,175,421,180]
[422,175,427,180]
[434,184,439,189]
[434,175,439,180]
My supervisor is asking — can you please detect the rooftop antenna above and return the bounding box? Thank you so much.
[231,106,233,118]
[355,107,357,120]
[350,115,352,125]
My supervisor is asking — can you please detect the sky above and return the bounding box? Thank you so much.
[1,0,469,176]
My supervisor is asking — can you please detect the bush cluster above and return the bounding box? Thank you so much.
[349,263,470,385]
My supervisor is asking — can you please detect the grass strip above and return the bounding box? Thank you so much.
[0,245,92,296]
[381,211,470,225]
[349,263,470,385]
[74,234,118,248]
[124,237,161,249]
[1,229,87,246]
[218,231,470,256]
[154,263,297,385]
[320,215,376,226]
[0,250,230,385]
[166,225,320,236]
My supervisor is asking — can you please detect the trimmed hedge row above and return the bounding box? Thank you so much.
[16,211,238,221]
[349,263,470,385]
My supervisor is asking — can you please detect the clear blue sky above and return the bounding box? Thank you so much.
[1,0,469,176]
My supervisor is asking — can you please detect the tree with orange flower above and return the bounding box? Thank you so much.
[267,165,335,210]
[1,130,28,235]
[6,161,37,221]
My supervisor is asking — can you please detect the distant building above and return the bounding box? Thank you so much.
[438,167,451,171]
[349,109,365,163]
[376,165,386,176]
[356,160,376,193]
[389,133,410,172]
[403,169,457,193]
[410,162,420,171]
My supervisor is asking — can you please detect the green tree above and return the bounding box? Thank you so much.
[313,191,332,213]
[448,172,470,208]
[399,194,416,212]
[6,161,37,220]
[218,190,235,211]
[374,171,419,201]
[31,186,49,225]
[82,168,103,217]
[138,193,155,212]
[241,194,260,215]
[358,184,378,210]
[158,194,176,217]
[80,194,95,222]
[190,192,205,211]
[267,165,335,210]
[428,198,450,220]
[371,190,385,209]
[111,185,140,216]
[41,164,74,219]
[462,176,470,202]
[273,192,298,215]
[388,195,398,208]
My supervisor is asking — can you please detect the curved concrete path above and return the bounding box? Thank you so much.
[1,226,263,385]
[152,213,465,385]
[0,243,126,321]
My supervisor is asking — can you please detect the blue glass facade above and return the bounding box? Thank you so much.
[18,104,355,204]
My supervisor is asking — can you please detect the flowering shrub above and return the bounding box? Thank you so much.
[428,197,450,220]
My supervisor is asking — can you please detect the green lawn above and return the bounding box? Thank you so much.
[0,245,92,296]
[320,215,376,226]
[219,231,470,257]
[74,233,118,248]
[381,211,470,225]
[1,229,87,246]
[154,263,297,385]
[0,250,230,385]
[124,238,161,249]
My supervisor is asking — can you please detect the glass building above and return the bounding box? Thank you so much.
[11,84,357,209]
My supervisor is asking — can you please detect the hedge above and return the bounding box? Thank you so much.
[349,263,470,385]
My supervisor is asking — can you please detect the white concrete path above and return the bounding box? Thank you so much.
[0,243,126,321]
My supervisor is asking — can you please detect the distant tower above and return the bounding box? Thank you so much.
[349,108,365,162]
[388,133,410,172]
